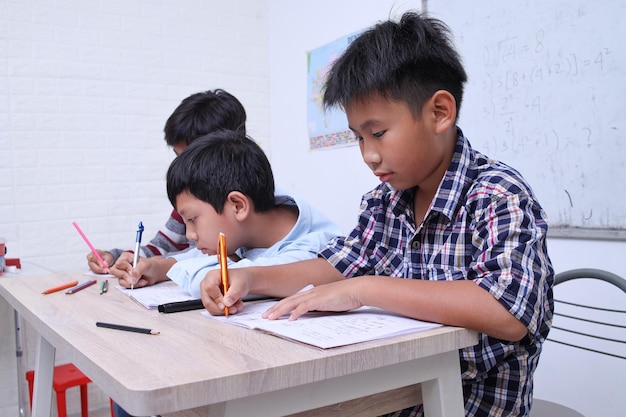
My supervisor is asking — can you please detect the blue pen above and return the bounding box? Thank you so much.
[131,221,144,290]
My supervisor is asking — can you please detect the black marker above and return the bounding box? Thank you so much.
[157,299,204,314]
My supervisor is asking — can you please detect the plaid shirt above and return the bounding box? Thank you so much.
[320,130,554,417]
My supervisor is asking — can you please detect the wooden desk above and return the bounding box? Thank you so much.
[0,272,477,417]
[1,261,56,417]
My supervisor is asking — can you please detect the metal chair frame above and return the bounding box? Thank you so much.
[548,268,626,360]
[531,268,626,417]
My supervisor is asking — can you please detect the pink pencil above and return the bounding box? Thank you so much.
[72,221,109,271]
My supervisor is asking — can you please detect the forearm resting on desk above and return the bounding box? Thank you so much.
[200,258,345,316]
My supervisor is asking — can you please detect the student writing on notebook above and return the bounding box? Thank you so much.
[87,89,340,295]
[200,12,554,417]
[110,131,340,417]
[104,88,249,417]
[86,89,247,273]
[111,129,341,297]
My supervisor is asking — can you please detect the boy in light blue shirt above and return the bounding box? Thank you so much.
[112,129,340,296]
[166,189,340,298]
[111,129,340,417]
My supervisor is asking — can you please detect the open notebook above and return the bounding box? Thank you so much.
[204,300,442,349]
[116,281,194,309]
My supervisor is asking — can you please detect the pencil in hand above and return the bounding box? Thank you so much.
[218,232,229,317]
[131,221,144,290]
[72,221,109,272]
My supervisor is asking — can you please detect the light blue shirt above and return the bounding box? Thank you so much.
[166,191,341,298]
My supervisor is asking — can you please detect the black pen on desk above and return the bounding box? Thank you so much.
[66,279,97,294]
[96,321,159,335]
[158,299,204,314]
[131,221,144,290]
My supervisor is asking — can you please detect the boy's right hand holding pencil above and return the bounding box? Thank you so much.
[109,252,174,289]
[200,266,248,316]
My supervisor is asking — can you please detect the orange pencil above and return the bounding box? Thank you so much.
[42,280,79,295]
[218,232,229,317]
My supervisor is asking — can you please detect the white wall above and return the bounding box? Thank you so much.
[267,1,625,417]
[0,0,271,273]
[267,0,414,233]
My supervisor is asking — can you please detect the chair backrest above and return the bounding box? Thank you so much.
[531,268,626,417]
[548,268,626,360]
[555,268,626,292]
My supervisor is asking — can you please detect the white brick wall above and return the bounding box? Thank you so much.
[1,0,270,415]
[1,0,270,272]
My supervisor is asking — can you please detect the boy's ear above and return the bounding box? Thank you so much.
[431,90,457,135]
[226,191,250,220]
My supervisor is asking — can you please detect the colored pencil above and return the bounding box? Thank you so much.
[42,280,79,295]
[72,221,109,271]
[65,279,97,294]
[218,232,229,317]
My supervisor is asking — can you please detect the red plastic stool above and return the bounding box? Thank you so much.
[26,363,91,417]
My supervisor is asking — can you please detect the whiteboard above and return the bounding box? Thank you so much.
[430,1,626,235]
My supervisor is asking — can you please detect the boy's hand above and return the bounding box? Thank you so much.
[109,252,144,287]
[86,250,114,274]
[109,252,163,288]
[111,254,175,289]
[200,268,246,315]
[262,279,362,321]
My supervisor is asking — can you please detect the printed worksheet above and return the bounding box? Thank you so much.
[204,301,442,349]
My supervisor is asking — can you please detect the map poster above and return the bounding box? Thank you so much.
[307,30,362,150]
